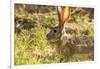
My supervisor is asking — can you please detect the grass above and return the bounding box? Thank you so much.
[14,4,94,65]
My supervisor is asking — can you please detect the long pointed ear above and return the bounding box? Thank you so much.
[62,7,70,23]
[57,6,70,25]
[57,6,63,24]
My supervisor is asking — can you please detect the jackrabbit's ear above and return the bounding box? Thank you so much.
[57,6,70,24]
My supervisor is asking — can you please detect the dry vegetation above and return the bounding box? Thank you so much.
[14,4,94,65]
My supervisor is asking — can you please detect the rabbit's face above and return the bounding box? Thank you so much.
[46,24,77,44]
[46,26,61,42]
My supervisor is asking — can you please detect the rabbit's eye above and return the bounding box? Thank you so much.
[54,29,57,33]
